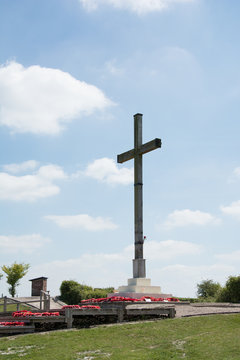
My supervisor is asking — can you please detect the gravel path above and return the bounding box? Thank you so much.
[175,303,240,318]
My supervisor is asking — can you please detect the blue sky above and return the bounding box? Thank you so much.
[0,0,240,298]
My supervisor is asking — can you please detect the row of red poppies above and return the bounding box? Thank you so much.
[12,310,60,317]
[0,321,25,326]
[81,296,180,303]
[61,305,100,309]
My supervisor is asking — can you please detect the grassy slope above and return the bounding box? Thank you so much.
[0,314,240,359]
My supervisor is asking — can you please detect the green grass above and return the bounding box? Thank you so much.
[1,314,240,359]
[0,300,30,312]
[0,304,30,312]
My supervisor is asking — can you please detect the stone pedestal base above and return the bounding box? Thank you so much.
[118,278,161,294]
[108,278,172,299]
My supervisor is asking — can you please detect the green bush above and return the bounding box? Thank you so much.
[89,287,114,299]
[59,280,114,304]
[217,276,240,303]
[60,280,82,304]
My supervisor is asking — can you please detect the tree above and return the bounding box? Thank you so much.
[2,262,30,297]
[217,276,240,303]
[197,279,222,299]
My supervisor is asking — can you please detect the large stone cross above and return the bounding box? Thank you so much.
[117,113,161,279]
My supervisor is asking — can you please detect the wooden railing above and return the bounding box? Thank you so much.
[0,291,51,312]
[0,297,20,312]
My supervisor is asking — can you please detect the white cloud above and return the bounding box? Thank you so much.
[19,249,132,296]
[17,239,201,296]
[0,234,50,254]
[0,61,113,135]
[105,60,124,76]
[45,214,118,231]
[2,160,38,174]
[228,167,240,183]
[124,239,202,261]
[144,240,202,260]
[84,157,133,185]
[12,240,237,298]
[17,258,235,298]
[164,209,221,229]
[215,250,240,263]
[79,0,195,15]
[37,165,66,180]
[0,164,66,201]
[155,263,234,297]
[221,200,240,219]
[233,167,240,178]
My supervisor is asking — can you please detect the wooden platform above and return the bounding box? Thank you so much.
[0,316,65,324]
[0,302,176,334]
[0,326,35,335]
[65,302,176,328]
[126,303,176,317]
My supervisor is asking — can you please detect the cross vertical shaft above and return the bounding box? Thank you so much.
[117,113,161,279]
[133,114,145,277]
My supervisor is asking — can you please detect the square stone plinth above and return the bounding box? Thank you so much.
[117,278,162,295]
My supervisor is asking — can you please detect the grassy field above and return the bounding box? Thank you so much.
[0,314,240,359]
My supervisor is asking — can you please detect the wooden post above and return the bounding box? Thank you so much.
[169,307,176,318]
[65,308,73,329]
[43,292,46,311]
[117,308,124,323]
[40,291,43,310]
[3,297,7,312]
[46,294,50,311]
[43,293,49,311]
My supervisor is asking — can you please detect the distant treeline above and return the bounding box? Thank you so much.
[181,276,240,303]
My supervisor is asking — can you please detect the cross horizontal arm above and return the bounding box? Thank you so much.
[117,149,135,164]
[138,138,161,156]
[117,138,161,164]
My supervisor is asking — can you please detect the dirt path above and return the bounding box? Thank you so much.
[175,303,240,318]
